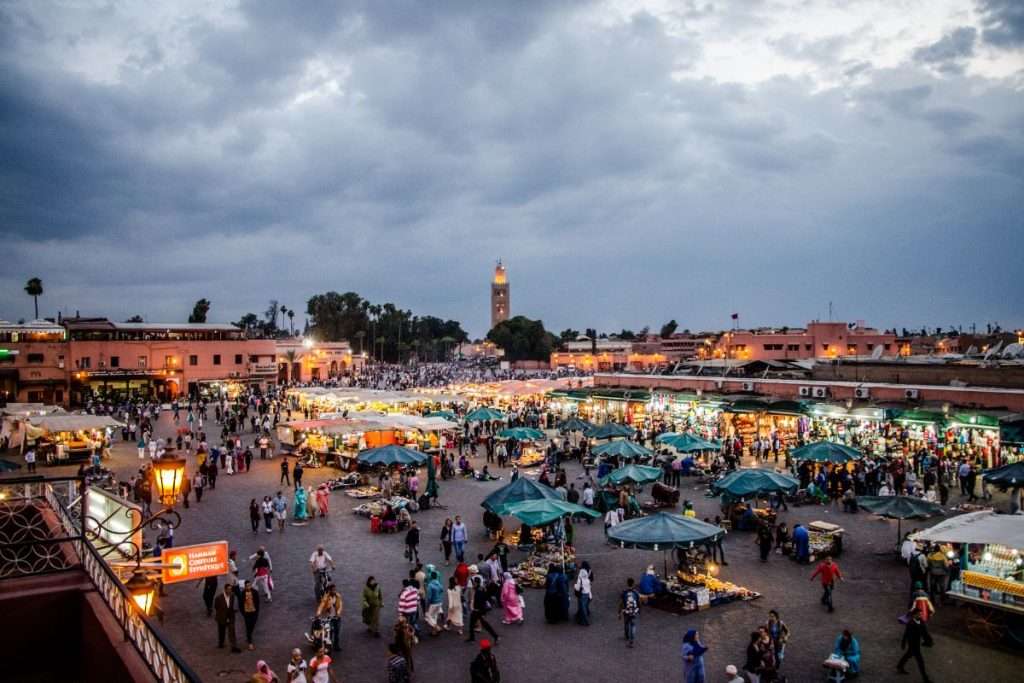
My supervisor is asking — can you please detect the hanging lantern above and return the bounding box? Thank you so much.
[152,457,187,506]
[125,571,155,615]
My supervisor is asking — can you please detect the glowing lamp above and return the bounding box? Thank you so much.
[302,338,314,349]
[152,457,187,505]
[126,572,155,615]
[983,552,993,562]
[946,551,955,559]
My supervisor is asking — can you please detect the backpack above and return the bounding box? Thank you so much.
[623,590,639,617]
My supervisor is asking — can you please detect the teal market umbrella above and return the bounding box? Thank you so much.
[0,459,21,472]
[482,476,561,514]
[607,512,726,575]
[790,441,863,463]
[465,407,507,422]
[599,464,663,487]
[558,417,594,433]
[502,498,600,527]
[425,410,456,420]
[710,468,800,502]
[656,432,721,452]
[591,440,655,461]
[497,427,546,441]
[982,461,1024,490]
[584,423,636,440]
[857,495,945,545]
[357,445,428,466]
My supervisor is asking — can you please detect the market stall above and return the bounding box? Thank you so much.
[912,511,1024,647]
[858,495,944,548]
[607,512,760,614]
[25,414,122,464]
[709,468,799,530]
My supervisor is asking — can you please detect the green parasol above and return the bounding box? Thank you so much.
[482,476,561,515]
[789,441,863,463]
[591,440,654,461]
[464,407,507,422]
[655,432,721,452]
[357,445,428,466]
[497,427,546,441]
[598,464,663,487]
[584,423,636,440]
[710,468,800,502]
[857,495,945,545]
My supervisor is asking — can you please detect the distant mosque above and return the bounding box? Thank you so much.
[490,259,509,329]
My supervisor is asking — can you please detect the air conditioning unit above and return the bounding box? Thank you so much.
[904,389,920,400]
[813,387,829,399]
[854,387,870,399]
[742,382,755,392]
[798,386,812,397]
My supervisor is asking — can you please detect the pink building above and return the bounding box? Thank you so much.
[275,339,357,383]
[716,321,896,361]
[0,320,70,405]
[64,319,276,403]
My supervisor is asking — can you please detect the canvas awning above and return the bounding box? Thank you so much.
[911,511,1024,548]
[28,414,122,432]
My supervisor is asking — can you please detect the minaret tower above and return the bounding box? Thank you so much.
[490,259,509,329]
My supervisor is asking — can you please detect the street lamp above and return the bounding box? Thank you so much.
[152,457,187,506]
[125,571,156,615]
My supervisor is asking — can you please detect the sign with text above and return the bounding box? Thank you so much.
[161,541,229,584]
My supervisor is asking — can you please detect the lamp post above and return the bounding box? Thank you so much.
[125,571,156,616]
[151,457,187,506]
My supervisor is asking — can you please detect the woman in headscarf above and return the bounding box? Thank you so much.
[543,563,570,623]
[316,483,330,517]
[424,565,445,635]
[252,660,277,683]
[682,629,708,683]
[501,571,524,624]
[361,575,383,637]
[306,484,316,520]
[832,629,861,675]
[293,485,309,522]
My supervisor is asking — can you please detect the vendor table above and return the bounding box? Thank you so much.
[808,521,845,559]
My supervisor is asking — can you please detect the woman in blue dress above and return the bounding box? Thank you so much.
[682,629,708,683]
[293,486,309,521]
[793,523,810,563]
[833,629,861,675]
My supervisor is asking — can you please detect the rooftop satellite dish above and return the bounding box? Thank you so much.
[964,345,978,356]
[1002,343,1023,359]
[870,345,884,360]
[983,340,1004,360]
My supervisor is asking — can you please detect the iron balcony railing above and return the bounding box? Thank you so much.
[0,476,201,683]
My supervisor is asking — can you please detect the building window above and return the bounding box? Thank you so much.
[866,344,875,351]
[787,344,800,351]
[213,354,221,365]
[79,357,91,369]
[109,356,120,368]
[235,354,243,365]
[884,344,892,351]
[804,344,812,351]
[846,344,857,355]
[822,344,830,351]
[189,355,198,366]
[164,355,175,368]
[138,356,148,368]
[27,353,45,363]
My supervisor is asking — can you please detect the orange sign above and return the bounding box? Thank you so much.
[161,541,229,585]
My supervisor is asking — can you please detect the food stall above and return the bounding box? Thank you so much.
[25,414,122,464]
[709,468,799,531]
[807,521,845,559]
[912,511,1024,647]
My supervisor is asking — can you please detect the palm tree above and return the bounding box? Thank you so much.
[287,309,295,335]
[24,277,43,319]
[279,304,288,333]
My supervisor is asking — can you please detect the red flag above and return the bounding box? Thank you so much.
[731,313,738,320]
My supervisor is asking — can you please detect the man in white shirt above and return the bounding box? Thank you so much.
[24,448,36,473]
[309,546,335,601]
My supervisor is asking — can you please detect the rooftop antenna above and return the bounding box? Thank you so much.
[828,301,833,322]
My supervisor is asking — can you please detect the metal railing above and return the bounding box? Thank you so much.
[0,476,200,683]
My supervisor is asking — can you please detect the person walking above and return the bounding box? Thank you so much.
[445,576,464,635]
[316,584,343,652]
[398,579,420,636]
[810,555,843,613]
[897,607,934,681]
[24,447,36,473]
[465,574,500,644]
[240,579,260,651]
[200,575,218,617]
[286,647,308,683]
[393,615,416,675]
[682,629,708,683]
[260,496,273,534]
[192,470,205,503]
[293,460,304,490]
[424,566,445,635]
[440,518,454,566]
[249,499,260,534]
[250,547,272,602]
[574,561,593,626]
[361,576,383,637]
[405,521,420,563]
[619,577,641,648]
[280,456,291,486]
[470,639,501,683]
[452,516,468,563]
[273,491,288,532]
[213,583,241,652]
[757,523,773,562]
[765,609,790,668]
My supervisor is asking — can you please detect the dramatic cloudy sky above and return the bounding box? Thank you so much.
[1,1,1022,337]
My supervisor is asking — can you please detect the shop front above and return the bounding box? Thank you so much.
[71,370,176,404]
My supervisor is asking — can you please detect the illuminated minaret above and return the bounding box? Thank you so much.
[491,259,509,329]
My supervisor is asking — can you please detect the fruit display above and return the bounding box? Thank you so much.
[672,571,761,607]
[511,547,577,588]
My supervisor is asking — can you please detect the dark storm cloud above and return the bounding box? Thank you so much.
[977,0,1024,47]
[0,1,1021,335]
[912,27,976,74]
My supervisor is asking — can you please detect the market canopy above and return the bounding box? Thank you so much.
[607,512,725,550]
[599,464,663,487]
[789,441,863,463]
[501,499,600,526]
[982,461,1024,489]
[710,468,800,501]
[591,440,654,461]
[425,410,456,420]
[356,445,428,466]
[28,414,122,432]
[497,427,546,441]
[481,477,561,514]
[857,496,945,520]
[584,422,636,439]
[558,417,593,432]
[464,407,506,422]
[655,432,721,452]
[911,511,1024,548]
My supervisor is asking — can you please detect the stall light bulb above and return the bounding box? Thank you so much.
[983,552,993,562]
[946,551,955,559]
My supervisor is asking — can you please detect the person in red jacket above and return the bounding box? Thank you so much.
[810,555,843,613]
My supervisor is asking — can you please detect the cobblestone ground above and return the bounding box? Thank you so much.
[5,413,1021,683]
